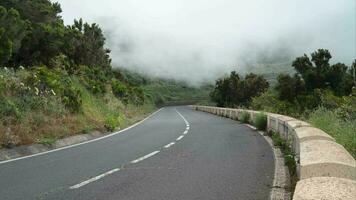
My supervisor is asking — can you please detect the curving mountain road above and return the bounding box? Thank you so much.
[0,106,274,200]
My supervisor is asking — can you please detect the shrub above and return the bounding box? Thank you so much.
[104,114,121,132]
[111,79,128,98]
[0,99,21,119]
[240,111,250,123]
[254,113,267,130]
[80,66,108,94]
[62,87,82,113]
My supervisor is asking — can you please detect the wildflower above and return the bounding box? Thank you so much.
[34,87,39,96]
[51,89,56,96]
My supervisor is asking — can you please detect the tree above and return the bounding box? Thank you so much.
[0,6,27,66]
[210,71,269,107]
[276,74,305,102]
[63,19,111,71]
[291,49,353,96]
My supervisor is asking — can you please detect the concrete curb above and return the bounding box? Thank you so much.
[193,105,356,200]
[0,131,106,162]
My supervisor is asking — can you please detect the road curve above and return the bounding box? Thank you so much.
[0,106,274,200]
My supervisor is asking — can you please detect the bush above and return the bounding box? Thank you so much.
[240,111,250,123]
[0,99,21,119]
[111,79,128,98]
[104,114,121,132]
[80,66,108,94]
[254,113,267,130]
[62,87,82,113]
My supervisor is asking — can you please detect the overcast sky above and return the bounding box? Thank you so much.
[55,0,355,85]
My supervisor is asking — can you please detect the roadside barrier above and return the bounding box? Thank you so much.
[192,105,356,200]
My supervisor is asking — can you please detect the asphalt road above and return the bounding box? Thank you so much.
[0,106,274,200]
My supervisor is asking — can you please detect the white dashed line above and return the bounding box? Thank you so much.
[70,168,120,189]
[70,108,191,190]
[164,142,175,148]
[130,151,160,164]
[176,135,184,141]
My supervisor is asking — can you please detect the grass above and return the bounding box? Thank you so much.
[269,131,298,195]
[307,107,356,158]
[253,113,267,130]
[240,112,250,123]
[0,71,155,149]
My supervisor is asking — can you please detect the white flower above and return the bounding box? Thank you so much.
[51,89,56,96]
[34,87,39,96]
[19,66,25,70]
[20,82,25,87]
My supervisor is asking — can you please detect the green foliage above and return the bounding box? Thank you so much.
[0,6,27,65]
[80,65,108,94]
[253,113,267,130]
[276,74,305,102]
[270,131,297,177]
[104,114,122,132]
[308,107,356,158]
[292,49,354,96]
[111,79,128,98]
[210,71,269,107]
[40,136,57,146]
[251,90,301,116]
[240,111,250,123]
[62,86,82,113]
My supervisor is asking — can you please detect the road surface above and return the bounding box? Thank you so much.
[0,106,274,200]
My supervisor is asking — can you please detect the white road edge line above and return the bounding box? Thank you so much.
[70,168,120,189]
[0,108,164,165]
[176,135,184,141]
[175,109,189,126]
[164,142,175,148]
[130,151,160,164]
[183,130,188,135]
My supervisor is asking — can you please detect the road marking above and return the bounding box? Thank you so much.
[175,109,189,126]
[176,135,184,141]
[70,168,120,189]
[183,130,188,135]
[130,151,160,164]
[164,142,175,148]
[186,127,190,130]
[0,108,164,165]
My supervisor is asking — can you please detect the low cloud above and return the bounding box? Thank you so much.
[57,0,355,85]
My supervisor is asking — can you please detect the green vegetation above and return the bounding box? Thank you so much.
[269,131,297,193]
[253,113,267,131]
[210,71,269,107]
[308,107,356,158]
[0,0,212,149]
[239,112,250,124]
[118,68,213,106]
[211,49,356,157]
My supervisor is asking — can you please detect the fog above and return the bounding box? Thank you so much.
[56,0,355,85]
